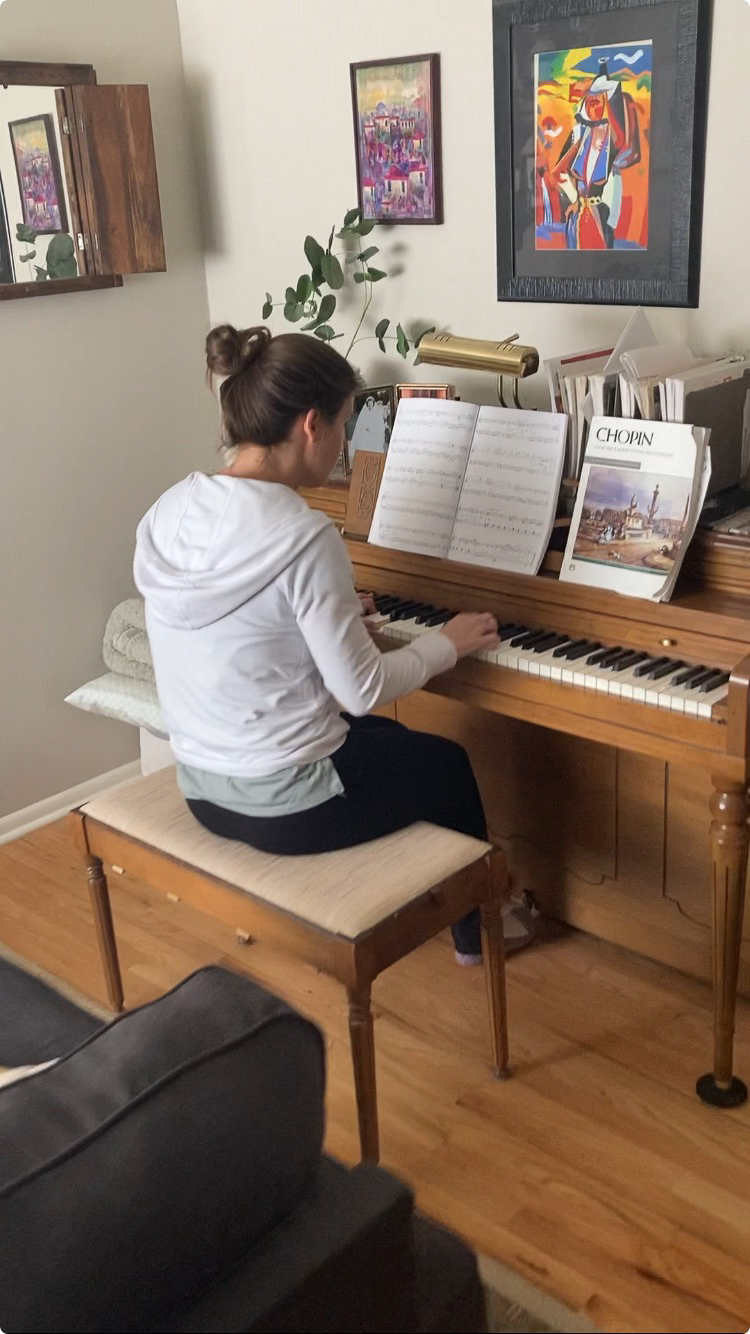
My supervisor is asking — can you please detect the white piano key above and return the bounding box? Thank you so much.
[697,684,730,718]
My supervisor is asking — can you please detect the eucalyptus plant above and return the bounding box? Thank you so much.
[261,207,433,360]
[15,223,78,281]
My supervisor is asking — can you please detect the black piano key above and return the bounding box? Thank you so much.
[415,606,444,623]
[392,603,434,621]
[671,664,707,686]
[633,656,669,678]
[599,648,633,670]
[499,623,526,640]
[553,638,588,658]
[528,632,561,653]
[388,600,423,620]
[373,594,399,609]
[564,641,601,661]
[424,610,454,626]
[698,670,730,693]
[587,646,620,666]
[689,667,724,690]
[532,633,571,654]
[611,651,649,673]
[511,629,550,649]
[648,658,684,680]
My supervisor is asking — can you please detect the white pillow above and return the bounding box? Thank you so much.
[65,673,167,738]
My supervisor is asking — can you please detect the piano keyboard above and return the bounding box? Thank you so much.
[364,594,731,720]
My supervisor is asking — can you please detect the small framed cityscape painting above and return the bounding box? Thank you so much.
[350,54,443,225]
[8,113,68,234]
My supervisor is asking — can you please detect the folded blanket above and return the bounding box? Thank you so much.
[102,598,154,682]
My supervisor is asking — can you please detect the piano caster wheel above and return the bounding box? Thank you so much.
[695,1073,748,1108]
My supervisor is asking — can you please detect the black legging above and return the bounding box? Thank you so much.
[187,713,486,954]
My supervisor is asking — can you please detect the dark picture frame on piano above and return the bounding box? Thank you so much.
[491,0,713,307]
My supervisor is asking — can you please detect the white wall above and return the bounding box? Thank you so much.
[0,0,215,817]
[177,0,750,407]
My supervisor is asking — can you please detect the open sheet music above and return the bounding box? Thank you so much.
[368,398,566,575]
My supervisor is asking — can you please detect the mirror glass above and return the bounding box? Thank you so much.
[0,84,82,286]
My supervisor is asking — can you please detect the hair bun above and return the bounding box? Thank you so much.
[206,324,271,379]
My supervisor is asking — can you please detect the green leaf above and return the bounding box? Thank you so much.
[378,339,386,353]
[344,206,361,226]
[296,273,312,302]
[353,271,367,284]
[321,252,344,289]
[374,318,390,339]
[284,300,304,322]
[415,326,436,347]
[310,266,324,290]
[317,293,336,323]
[367,267,386,282]
[314,324,336,341]
[285,285,298,305]
[34,266,48,281]
[359,245,379,262]
[262,300,273,319]
[46,234,74,264]
[304,235,325,269]
[51,257,78,279]
[16,223,37,243]
[353,219,377,235]
[396,323,409,358]
[19,250,36,262]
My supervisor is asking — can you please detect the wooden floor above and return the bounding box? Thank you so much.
[2,819,750,1334]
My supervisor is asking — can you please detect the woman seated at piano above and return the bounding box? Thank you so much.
[134,325,500,964]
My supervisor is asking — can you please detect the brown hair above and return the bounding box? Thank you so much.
[205,324,360,448]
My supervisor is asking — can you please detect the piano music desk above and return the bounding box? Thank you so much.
[303,483,750,1108]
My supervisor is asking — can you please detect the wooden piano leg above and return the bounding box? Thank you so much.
[696,779,749,1108]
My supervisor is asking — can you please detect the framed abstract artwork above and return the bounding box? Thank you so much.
[350,54,443,224]
[9,113,68,234]
[492,0,712,306]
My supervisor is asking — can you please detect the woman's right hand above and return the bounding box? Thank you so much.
[439,613,499,659]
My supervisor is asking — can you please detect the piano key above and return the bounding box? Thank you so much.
[698,670,730,693]
[562,641,602,662]
[696,681,731,718]
[499,623,526,641]
[587,646,620,666]
[392,602,434,620]
[510,629,547,648]
[633,656,669,678]
[553,637,588,658]
[649,659,685,680]
[671,664,707,687]
[424,610,454,626]
[388,600,425,620]
[610,651,649,673]
[415,606,443,623]
[531,632,568,653]
[689,667,725,690]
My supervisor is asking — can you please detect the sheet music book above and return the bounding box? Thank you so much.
[560,417,710,602]
[368,398,567,575]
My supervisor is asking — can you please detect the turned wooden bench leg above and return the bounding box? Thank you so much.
[347,985,379,1163]
[86,854,124,1013]
[482,853,510,1080]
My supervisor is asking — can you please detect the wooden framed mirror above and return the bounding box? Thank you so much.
[0,60,165,300]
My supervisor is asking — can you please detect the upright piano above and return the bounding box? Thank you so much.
[303,484,750,1108]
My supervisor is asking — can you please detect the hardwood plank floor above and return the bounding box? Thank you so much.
[2,819,749,1333]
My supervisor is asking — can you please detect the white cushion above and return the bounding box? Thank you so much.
[65,673,167,738]
[80,770,492,939]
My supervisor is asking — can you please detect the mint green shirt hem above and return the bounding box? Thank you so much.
[176,756,344,818]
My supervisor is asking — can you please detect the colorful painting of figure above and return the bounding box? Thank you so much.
[351,55,442,224]
[535,42,651,252]
[9,114,68,235]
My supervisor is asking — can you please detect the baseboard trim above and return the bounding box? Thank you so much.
[0,762,141,846]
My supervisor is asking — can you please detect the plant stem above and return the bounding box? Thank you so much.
[344,253,372,358]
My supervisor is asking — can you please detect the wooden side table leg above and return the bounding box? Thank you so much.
[86,855,124,1013]
[481,853,510,1080]
[696,779,749,1108]
[347,986,379,1164]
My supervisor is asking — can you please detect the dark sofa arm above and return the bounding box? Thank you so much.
[151,1158,418,1334]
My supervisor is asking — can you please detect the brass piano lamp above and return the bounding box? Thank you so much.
[417,332,540,408]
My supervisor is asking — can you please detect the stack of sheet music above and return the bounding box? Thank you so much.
[545,310,749,494]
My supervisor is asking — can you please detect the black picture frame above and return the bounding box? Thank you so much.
[0,174,15,285]
[350,54,443,225]
[492,0,712,306]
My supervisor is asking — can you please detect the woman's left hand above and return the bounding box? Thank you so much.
[358,592,377,617]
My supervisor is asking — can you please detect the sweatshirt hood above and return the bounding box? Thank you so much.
[134,473,331,629]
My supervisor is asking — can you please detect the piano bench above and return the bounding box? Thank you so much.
[69,769,510,1164]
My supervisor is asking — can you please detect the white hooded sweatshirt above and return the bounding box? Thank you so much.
[134,473,457,778]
